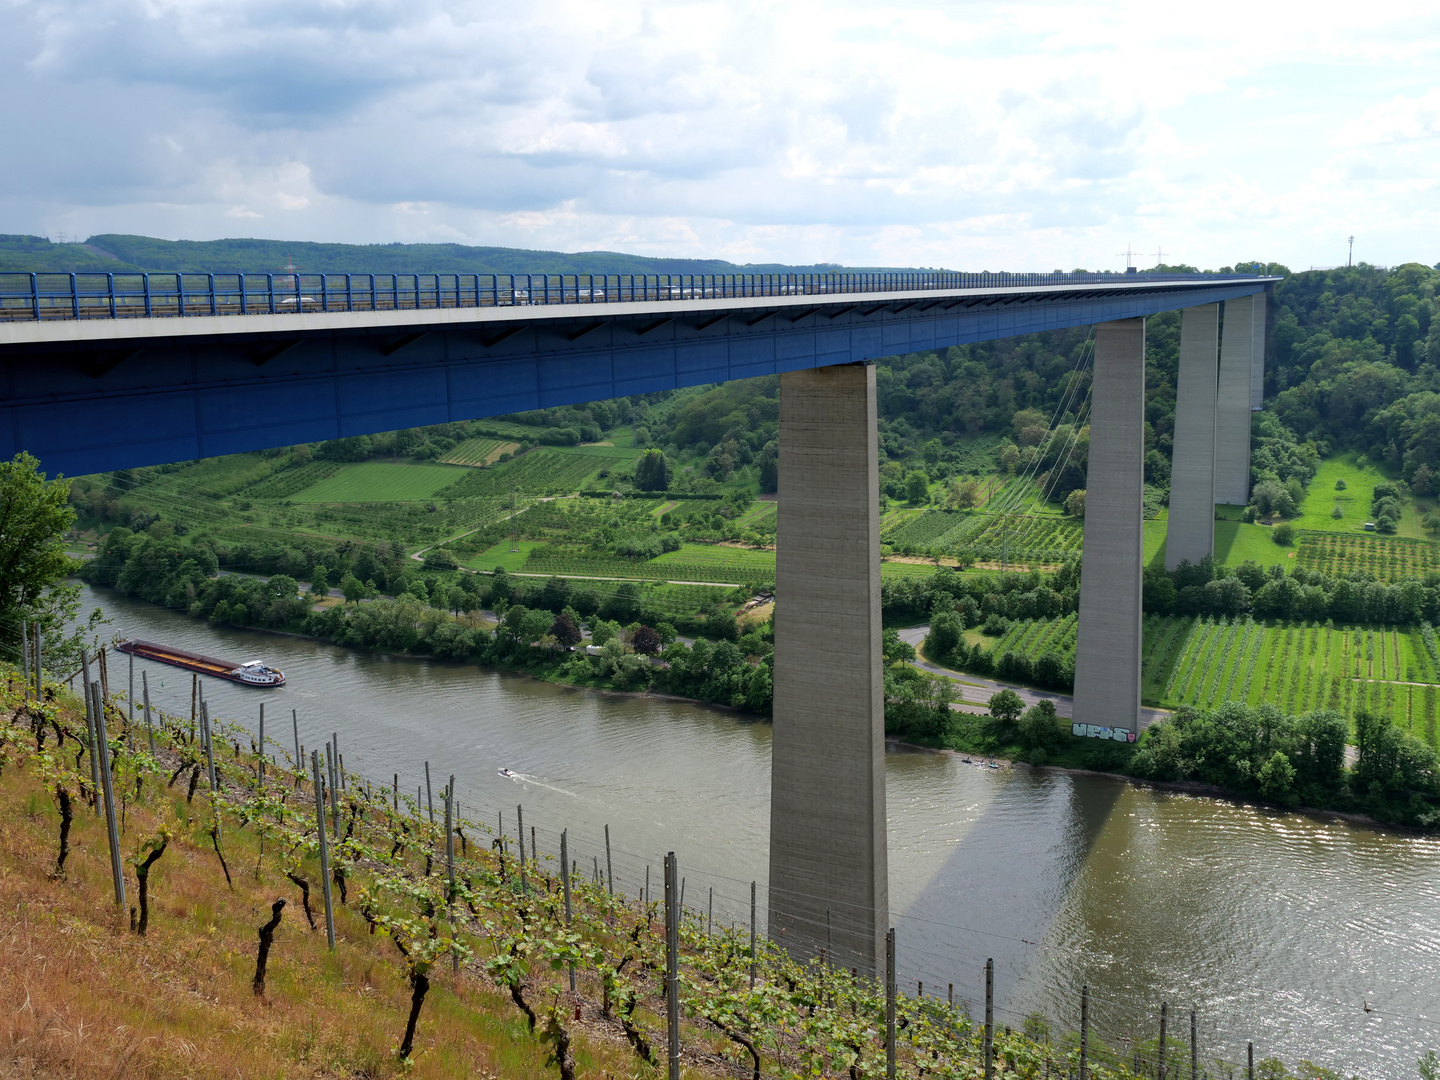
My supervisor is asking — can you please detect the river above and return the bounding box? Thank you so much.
[74,584,1439,1076]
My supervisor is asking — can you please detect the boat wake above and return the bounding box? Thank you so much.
[498,770,576,797]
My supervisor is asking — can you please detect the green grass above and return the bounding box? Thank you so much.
[291,462,468,502]
[1293,456,1387,533]
[467,539,544,572]
[1214,521,1294,568]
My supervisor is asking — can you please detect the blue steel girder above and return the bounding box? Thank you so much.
[0,278,1269,477]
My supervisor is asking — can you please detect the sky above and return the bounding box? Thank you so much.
[2,0,1439,271]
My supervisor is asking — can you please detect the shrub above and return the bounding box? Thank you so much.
[1335,479,1347,490]
[1273,523,1294,546]
[981,612,1010,635]
[1019,700,1060,750]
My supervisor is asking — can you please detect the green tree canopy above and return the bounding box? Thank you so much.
[634,449,671,492]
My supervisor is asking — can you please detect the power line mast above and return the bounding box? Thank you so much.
[1152,246,1167,267]
[1115,244,1137,271]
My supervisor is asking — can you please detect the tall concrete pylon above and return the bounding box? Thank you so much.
[1214,296,1256,505]
[769,362,888,976]
[1072,319,1146,736]
[1250,290,1268,411]
[1165,304,1221,570]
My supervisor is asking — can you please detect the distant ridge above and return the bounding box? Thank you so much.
[0,233,942,276]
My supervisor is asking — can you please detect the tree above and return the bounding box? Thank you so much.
[540,575,572,613]
[925,611,963,659]
[987,689,1024,724]
[340,573,366,604]
[1273,523,1295,545]
[0,452,78,622]
[1064,489,1086,518]
[447,587,468,615]
[756,441,778,493]
[632,625,661,655]
[551,611,582,646]
[703,607,738,642]
[310,564,329,595]
[423,548,457,571]
[1018,700,1059,748]
[946,477,980,510]
[904,471,930,504]
[634,449,671,492]
[882,627,916,665]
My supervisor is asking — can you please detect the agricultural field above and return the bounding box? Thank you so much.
[884,509,963,549]
[440,437,518,466]
[244,460,345,499]
[967,612,1440,747]
[1296,533,1440,581]
[290,462,468,502]
[978,613,1079,659]
[558,442,644,460]
[467,538,544,572]
[438,448,610,498]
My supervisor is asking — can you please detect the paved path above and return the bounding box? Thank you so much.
[896,625,1168,729]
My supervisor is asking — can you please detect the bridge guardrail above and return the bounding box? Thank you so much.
[0,269,1265,323]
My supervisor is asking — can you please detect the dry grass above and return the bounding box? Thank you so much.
[0,694,718,1079]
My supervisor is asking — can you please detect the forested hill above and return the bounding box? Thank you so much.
[636,260,1440,512]
[0,233,928,276]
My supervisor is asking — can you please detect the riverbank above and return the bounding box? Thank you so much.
[61,580,1440,1076]
[887,735,1414,836]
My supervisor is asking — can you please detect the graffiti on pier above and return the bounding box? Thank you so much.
[1072,723,1137,743]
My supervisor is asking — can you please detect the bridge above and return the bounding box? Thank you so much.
[0,265,1276,974]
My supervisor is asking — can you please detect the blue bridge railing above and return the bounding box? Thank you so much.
[0,269,1260,323]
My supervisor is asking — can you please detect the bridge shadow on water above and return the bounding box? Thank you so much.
[890,750,1124,1020]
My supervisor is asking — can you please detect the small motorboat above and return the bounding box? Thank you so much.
[498,768,516,778]
[986,761,1000,769]
[961,757,972,764]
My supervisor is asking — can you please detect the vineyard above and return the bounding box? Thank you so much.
[955,515,1083,560]
[441,438,518,467]
[954,613,1440,749]
[882,507,1082,567]
[438,450,610,499]
[1147,617,1440,746]
[0,664,1208,1080]
[519,544,776,586]
[243,459,346,499]
[1296,532,1440,581]
[983,613,1079,663]
[883,510,962,550]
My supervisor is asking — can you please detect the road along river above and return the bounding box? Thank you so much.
[73,584,1440,1076]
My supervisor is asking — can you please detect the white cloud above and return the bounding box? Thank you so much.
[1,0,1438,269]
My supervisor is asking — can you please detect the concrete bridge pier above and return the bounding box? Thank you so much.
[1214,295,1257,505]
[1072,319,1146,736]
[769,362,888,976]
[1165,303,1221,570]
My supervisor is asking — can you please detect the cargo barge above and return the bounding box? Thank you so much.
[115,639,286,687]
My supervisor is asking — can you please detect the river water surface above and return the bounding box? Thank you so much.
[76,585,1440,1076]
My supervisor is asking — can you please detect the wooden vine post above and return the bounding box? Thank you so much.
[310,750,336,949]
